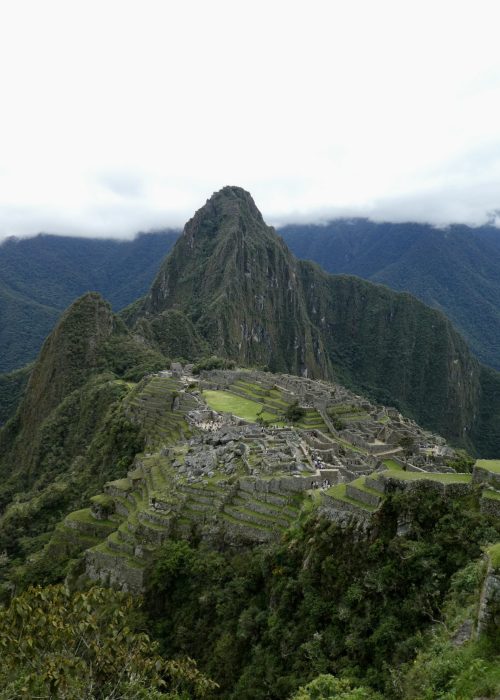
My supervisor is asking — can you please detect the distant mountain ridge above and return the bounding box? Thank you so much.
[3,216,500,377]
[280,219,500,370]
[0,230,178,372]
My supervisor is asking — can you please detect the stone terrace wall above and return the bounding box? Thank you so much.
[477,558,500,636]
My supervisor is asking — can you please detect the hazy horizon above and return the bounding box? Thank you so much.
[1,1,500,241]
[3,204,500,246]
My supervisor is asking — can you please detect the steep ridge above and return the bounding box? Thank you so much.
[281,219,500,370]
[299,265,480,443]
[0,293,167,582]
[0,364,31,425]
[17,292,116,432]
[134,186,329,376]
[129,187,489,453]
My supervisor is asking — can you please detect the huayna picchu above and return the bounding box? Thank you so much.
[1,187,500,698]
[123,186,500,456]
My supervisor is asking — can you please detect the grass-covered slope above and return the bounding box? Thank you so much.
[0,292,168,593]
[0,363,31,425]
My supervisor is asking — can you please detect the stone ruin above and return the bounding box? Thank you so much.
[49,367,497,612]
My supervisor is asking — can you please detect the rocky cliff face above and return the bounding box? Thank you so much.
[299,264,481,443]
[138,186,330,376]
[130,186,487,450]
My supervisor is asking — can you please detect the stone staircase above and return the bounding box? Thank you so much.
[84,448,306,591]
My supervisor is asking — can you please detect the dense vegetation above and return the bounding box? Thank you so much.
[3,190,500,455]
[0,230,178,372]
[144,488,500,699]
[1,472,499,698]
[0,293,167,594]
[281,219,500,370]
[0,364,31,425]
[0,584,216,698]
[6,216,500,378]
[0,205,499,697]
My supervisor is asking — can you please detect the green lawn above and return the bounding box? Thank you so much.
[66,508,117,527]
[105,478,132,491]
[488,542,500,569]
[203,390,276,422]
[382,459,403,471]
[324,483,377,512]
[332,436,367,454]
[349,476,383,497]
[476,460,500,474]
[382,470,472,484]
[483,488,500,501]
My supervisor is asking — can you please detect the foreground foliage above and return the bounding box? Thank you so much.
[145,489,500,699]
[290,674,382,699]
[0,584,216,699]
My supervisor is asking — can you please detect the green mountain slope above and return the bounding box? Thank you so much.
[0,364,31,425]
[0,281,60,376]
[281,220,500,370]
[0,230,178,372]
[130,186,490,453]
[134,187,329,375]
[0,292,166,587]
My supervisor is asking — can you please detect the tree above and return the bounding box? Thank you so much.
[285,400,306,423]
[290,674,382,699]
[0,584,217,699]
[399,435,415,459]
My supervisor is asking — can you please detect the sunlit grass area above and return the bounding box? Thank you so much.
[476,460,500,473]
[203,390,276,422]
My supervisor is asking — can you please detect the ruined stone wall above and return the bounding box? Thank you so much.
[473,466,500,489]
[477,557,500,636]
[481,495,500,519]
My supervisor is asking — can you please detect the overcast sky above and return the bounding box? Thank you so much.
[1,0,500,240]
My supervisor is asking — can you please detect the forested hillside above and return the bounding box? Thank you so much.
[281,220,500,370]
[0,231,178,372]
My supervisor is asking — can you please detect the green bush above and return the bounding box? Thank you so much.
[285,400,306,422]
[192,356,236,375]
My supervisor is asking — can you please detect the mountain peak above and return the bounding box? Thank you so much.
[18,292,116,427]
[181,185,267,247]
[132,188,488,450]
[205,185,260,212]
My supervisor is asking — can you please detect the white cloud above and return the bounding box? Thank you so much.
[1,0,500,239]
